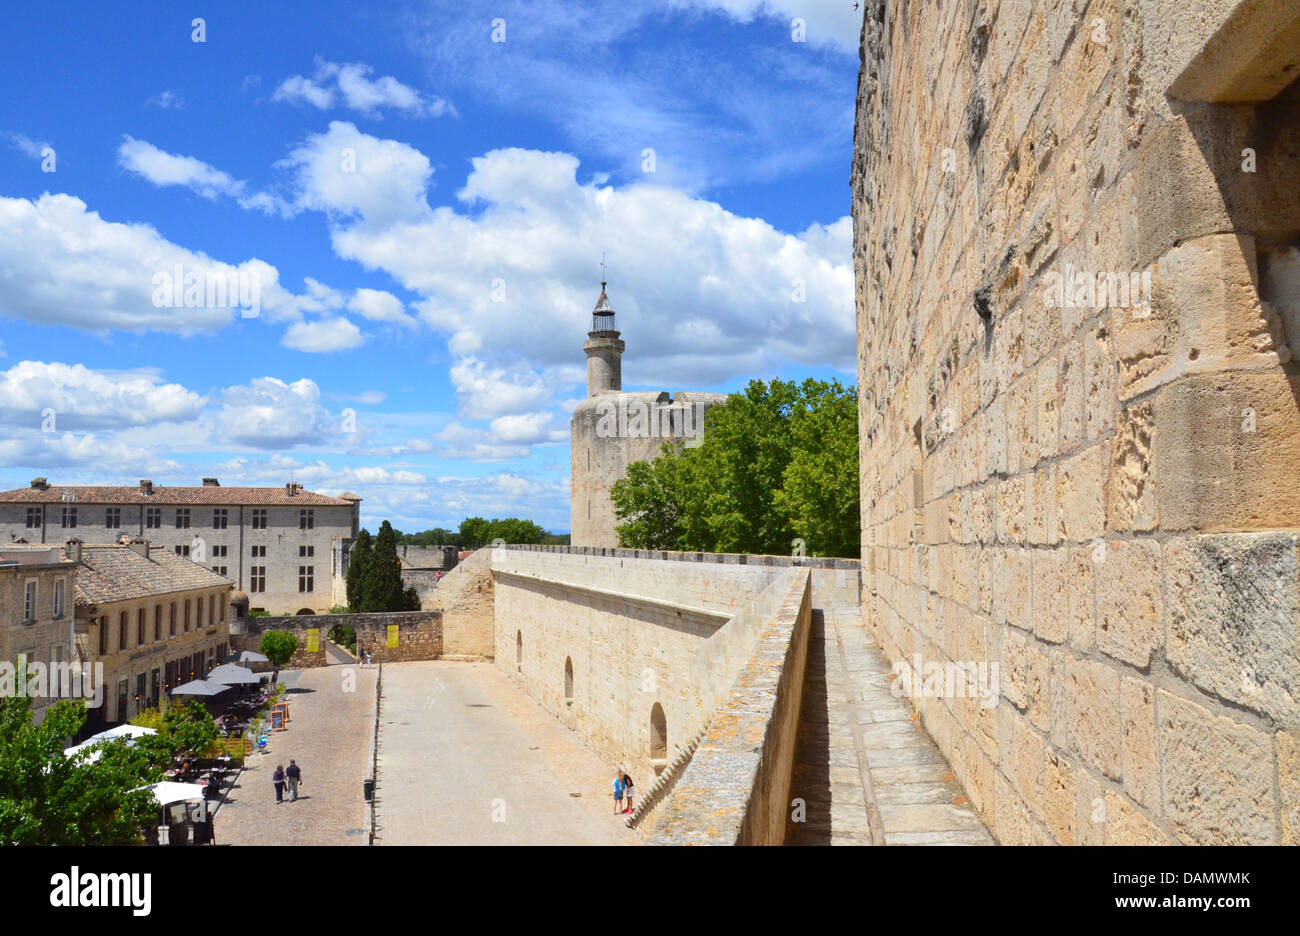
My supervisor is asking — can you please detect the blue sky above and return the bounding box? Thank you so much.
[0,0,860,534]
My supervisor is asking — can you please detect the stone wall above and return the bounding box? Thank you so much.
[233,610,443,666]
[424,548,494,659]
[853,0,1300,844]
[493,546,808,790]
[648,570,813,845]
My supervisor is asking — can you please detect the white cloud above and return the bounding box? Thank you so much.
[145,89,185,109]
[0,361,205,431]
[448,357,553,420]
[281,317,365,353]
[348,288,416,327]
[672,0,861,51]
[214,377,343,448]
[117,136,240,199]
[7,133,49,160]
[273,59,454,119]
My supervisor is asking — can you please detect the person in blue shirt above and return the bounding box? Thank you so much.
[613,771,625,814]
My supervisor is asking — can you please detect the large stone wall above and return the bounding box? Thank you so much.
[853,0,1300,844]
[233,610,443,666]
[424,548,494,659]
[493,546,811,790]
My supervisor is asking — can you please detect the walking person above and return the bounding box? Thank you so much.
[272,764,286,804]
[622,771,635,814]
[613,771,624,814]
[286,759,302,801]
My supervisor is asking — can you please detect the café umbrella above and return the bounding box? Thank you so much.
[169,679,232,698]
[238,651,269,664]
[64,724,157,764]
[138,781,207,806]
[207,664,262,686]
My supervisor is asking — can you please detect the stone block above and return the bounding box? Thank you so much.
[1097,538,1163,669]
[1120,676,1160,810]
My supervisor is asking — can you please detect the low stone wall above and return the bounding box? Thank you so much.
[427,548,494,659]
[233,610,443,665]
[648,570,813,845]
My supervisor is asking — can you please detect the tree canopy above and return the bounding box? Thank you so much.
[344,521,420,613]
[610,378,860,558]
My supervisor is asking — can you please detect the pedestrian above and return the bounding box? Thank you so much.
[272,764,286,804]
[286,759,302,801]
[622,771,635,814]
[357,644,365,666]
[366,650,372,665]
[612,771,624,814]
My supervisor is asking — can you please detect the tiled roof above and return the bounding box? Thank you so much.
[74,544,233,608]
[0,484,357,507]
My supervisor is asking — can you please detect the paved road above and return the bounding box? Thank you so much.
[374,661,638,845]
[214,663,376,845]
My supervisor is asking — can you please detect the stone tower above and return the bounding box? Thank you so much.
[570,280,727,547]
[584,281,625,395]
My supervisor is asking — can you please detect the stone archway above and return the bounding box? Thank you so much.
[649,702,668,775]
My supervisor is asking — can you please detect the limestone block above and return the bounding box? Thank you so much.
[1164,532,1300,724]
[1042,747,1077,844]
[1073,764,1105,846]
[1067,543,1098,652]
[1280,731,1300,846]
[1056,0,1117,138]
[1060,655,1122,779]
[1083,323,1116,441]
[1056,442,1107,542]
[1107,401,1158,532]
[1102,791,1169,845]
[1097,538,1163,669]
[1036,358,1061,462]
[1157,688,1276,844]
[996,475,1027,544]
[1032,547,1070,644]
[1120,676,1160,810]
[1059,340,1086,452]
[1152,372,1300,532]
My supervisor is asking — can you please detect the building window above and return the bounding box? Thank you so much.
[137,608,146,645]
[251,509,267,530]
[154,605,162,642]
[299,545,314,558]
[214,565,228,576]
[23,581,36,623]
[53,580,64,619]
[184,599,191,632]
[61,506,77,529]
[25,507,40,529]
[208,595,215,627]
[213,508,228,530]
[212,545,227,558]
[300,509,314,530]
[299,566,314,592]
[146,507,162,529]
[174,545,190,558]
[169,603,176,637]
[119,612,128,651]
[98,615,108,656]
[175,508,190,529]
[105,507,121,528]
[251,545,266,558]
[250,567,266,593]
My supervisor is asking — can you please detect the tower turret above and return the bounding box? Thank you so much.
[584,279,625,395]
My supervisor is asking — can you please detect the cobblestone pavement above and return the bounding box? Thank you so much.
[214,663,376,846]
[786,608,993,846]
[374,661,638,845]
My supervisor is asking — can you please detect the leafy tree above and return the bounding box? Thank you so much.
[260,631,298,685]
[161,701,219,757]
[327,623,356,651]
[369,521,407,611]
[611,378,860,557]
[403,586,421,611]
[345,529,373,611]
[0,693,161,845]
[458,517,492,549]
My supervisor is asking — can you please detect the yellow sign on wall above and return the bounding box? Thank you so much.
[387,624,399,648]
[305,628,319,653]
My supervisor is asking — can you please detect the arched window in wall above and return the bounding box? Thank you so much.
[650,702,668,776]
[564,656,574,705]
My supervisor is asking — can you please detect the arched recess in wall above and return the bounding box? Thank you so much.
[649,702,668,776]
[516,630,522,673]
[564,656,574,705]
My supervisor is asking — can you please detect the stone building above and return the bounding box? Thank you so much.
[398,545,459,608]
[71,538,233,730]
[0,544,77,724]
[852,0,1300,843]
[569,281,728,546]
[0,478,361,614]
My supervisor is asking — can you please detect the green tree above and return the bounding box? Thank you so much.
[458,517,492,549]
[346,529,373,611]
[260,631,298,685]
[161,701,219,757]
[369,521,407,611]
[0,693,161,845]
[611,378,860,557]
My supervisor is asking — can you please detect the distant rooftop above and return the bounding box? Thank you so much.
[72,541,233,608]
[1,478,360,507]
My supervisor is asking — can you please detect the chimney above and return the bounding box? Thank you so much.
[285,482,295,497]
[30,477,48,490]
[202,477,220,487]
[127,537,150,558]
[65,538,82,563]
[139,480,154,495]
